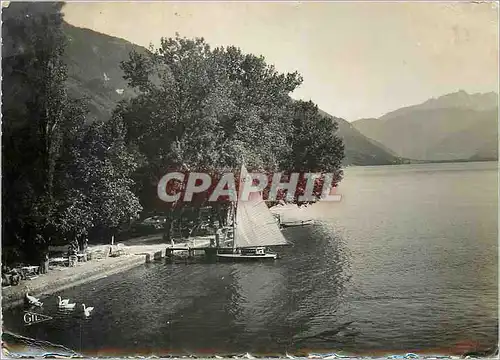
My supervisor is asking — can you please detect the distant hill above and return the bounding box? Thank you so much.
[352,91,498,161]
[380,90,497,121]
[62,23,146,122]
[317,110,402,166]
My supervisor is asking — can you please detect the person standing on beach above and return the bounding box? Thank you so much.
[37,234,50,274]
[39,253,49,274]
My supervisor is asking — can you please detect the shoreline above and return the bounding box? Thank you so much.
[2,254,147,310]
[1,235,212,310]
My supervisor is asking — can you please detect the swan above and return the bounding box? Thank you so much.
[57,296,70,306]
[82,303,94,317]
[60,302,76,310]
[25,291,43,307]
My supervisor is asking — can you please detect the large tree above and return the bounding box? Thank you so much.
[55,113,143,247]
[118,36,239,238]
[2,2,72,262]
[2,2,142,264]
[117,34,343,240]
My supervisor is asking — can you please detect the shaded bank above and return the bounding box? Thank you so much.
[2,236,211,310]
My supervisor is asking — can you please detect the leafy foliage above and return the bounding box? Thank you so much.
[286,101,344,173]
[55,113,142,241]
[2,2,141,263]
[118,35,345,237]
[2,2,70,261]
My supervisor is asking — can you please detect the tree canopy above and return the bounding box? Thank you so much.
[2,2,142,264]
[118,35,344,213]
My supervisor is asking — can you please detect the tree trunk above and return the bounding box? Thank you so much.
[38,245,49,274]
[188,207,201,238]
[209,209,215,228]
[178,208,183,239]
[214,203,224,227]
[163,210,174,242]
[216,204,228,227]
[39,254,49,274]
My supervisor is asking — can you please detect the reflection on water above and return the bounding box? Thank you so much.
[2,162,498,356]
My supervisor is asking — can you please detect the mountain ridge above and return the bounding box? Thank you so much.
[352,90,498,162]
[379,90,498,122]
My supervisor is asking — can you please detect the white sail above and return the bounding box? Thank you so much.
[234,165,289,248]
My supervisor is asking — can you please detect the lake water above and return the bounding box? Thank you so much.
[3,162,498,356]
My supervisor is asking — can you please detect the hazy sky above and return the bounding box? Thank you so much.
[63,1,498,121]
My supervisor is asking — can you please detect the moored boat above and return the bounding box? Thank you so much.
[216,164,289,261]
[280,219,315,228]
[216,247,279,261]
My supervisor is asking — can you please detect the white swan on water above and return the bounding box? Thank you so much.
[60,302,76,310]
[82,304,94,317]
[25,289,43,307]
[57,296,70,306]
[58,296,76,310]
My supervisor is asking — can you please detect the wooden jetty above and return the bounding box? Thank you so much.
[165,245,214,259]
[139,237,218,262]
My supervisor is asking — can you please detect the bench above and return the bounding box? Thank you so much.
[49,257,69,267]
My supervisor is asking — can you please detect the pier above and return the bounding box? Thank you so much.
[139,236,216,262]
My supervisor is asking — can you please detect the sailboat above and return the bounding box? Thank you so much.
[216,164,290,261]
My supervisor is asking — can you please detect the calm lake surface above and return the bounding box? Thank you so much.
[3,162,498,356]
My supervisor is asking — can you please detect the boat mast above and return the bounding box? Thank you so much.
[232,201,237,250]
